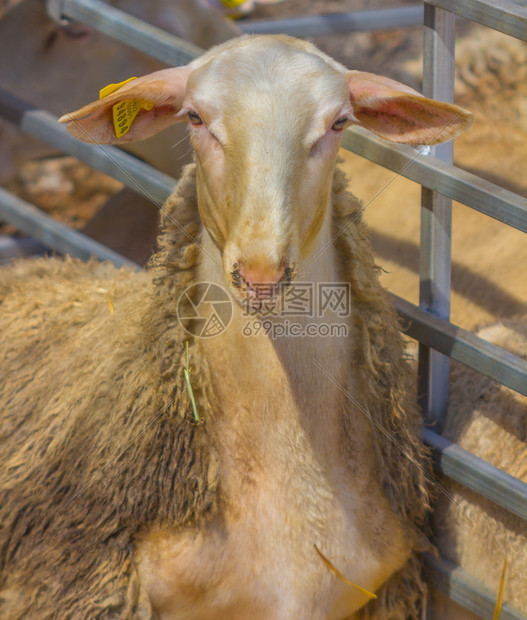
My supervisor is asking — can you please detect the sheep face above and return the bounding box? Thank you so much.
[183,39,353,302]
[60,34,472,304]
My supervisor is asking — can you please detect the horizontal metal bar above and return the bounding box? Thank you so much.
[424,428,527,519]
[0,188,139,269]
[343,127,527,233]
[241,1,527,37]
[392,294,527,396]
[27,110,176,206]
[57,0,527,53]
[0,236,47,263]
[0,88,176,208]
[426,0,527,40]
[424,554,526,620]
[58,0,203,66]
[0,90,173,270]
[0,86,33,126]
[239,6,424,37]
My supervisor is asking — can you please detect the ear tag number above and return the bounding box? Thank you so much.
[111,99,154,138]
[98,77,154,139]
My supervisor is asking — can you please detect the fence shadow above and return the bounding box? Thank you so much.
[370,231,527,320]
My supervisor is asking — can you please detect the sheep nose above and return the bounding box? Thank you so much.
[233,261,291,298]
[239,262,283,287]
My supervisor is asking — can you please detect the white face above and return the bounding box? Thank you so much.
[181,38,353,302]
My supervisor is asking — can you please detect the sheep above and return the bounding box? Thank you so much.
[430,318,527,618]
[0,35,472,618]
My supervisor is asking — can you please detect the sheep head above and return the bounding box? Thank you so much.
[60,35,472,304]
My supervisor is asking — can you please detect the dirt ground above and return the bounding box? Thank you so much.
[1,0,526,332]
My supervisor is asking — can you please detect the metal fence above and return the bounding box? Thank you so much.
[0,1,526,617]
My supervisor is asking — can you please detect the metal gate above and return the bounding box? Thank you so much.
[0,1,526,617]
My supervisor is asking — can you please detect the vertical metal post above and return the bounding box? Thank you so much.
[418,4,456,432]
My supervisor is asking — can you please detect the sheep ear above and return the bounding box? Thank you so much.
[346,70,472,146]
[58,66,190,144]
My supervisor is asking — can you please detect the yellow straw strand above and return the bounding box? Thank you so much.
[314,544,377,600]
[184,342,200,423]
[492,557,508,620]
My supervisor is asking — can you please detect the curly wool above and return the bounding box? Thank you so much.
[0,165,217,618]
[0,162,430,618]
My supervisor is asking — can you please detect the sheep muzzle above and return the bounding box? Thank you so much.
[230,261,294,301]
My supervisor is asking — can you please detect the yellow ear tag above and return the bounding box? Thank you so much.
[220,0,247,7]
[111,98,155,138]
[99,77,155,139]
[99,77,138,99]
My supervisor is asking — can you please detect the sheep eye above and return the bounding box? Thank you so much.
[331,117,349,132]
[188,111,203,126]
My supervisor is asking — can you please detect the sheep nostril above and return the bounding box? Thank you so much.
[230,263,243,288]
[284,266,294,285]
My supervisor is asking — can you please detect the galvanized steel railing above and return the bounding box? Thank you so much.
[0,1,526,617]
[416,2,526,616]
[238,0,527,37]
